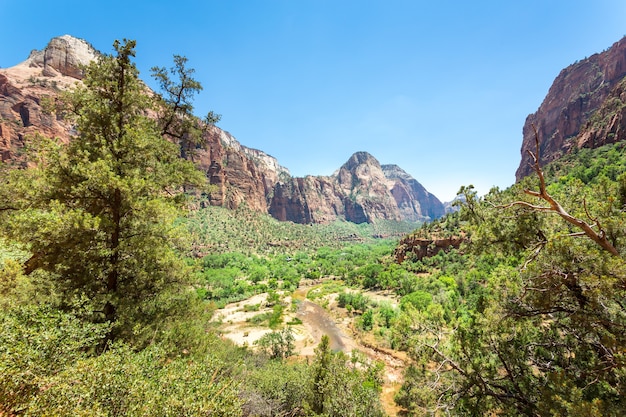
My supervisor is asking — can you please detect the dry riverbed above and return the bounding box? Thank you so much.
[211,283,408,416]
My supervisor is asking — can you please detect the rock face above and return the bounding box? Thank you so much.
[1,35,445,225]
[382,164,446,221]
[26,35,98,79]
[576,77,626,149]
[269,152,445,224]
[194,127,290,213]
[0,35,97,163]
[394,234,464,263]
[517,37,626,180]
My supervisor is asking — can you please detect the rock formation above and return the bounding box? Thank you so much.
[382,164,446,221]
[517,37,626,180]
[27,35,98,79]
[0,35,97,163]
[269,152,445,224]
[394,234,464,263]
[1,35,445,225]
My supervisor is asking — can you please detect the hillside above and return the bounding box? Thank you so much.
[517,36,626,180]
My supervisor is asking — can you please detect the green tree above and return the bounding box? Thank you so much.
[254,327,296,360]
[309,334,384,417]
[310,334,332,414]
[151,55,220,159]
[0,40,207,343]
[360,308,374,331]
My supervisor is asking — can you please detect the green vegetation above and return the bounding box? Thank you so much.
[390,141,626,416]
[0,39,387,416]
[2,36,625,417]
[254,327,296,359]
[186,203,417,256]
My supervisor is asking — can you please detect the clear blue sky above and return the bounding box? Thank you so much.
[1,1,625,201]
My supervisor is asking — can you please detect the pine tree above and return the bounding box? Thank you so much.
[0,39,207,343]
[310,334,332,414]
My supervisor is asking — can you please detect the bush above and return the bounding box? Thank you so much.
[254,327,295,359]
[337,291,370,313]
[400,290,433,312]
[28,343,242,416]
[0,304,109,414]
[360,309,374,331]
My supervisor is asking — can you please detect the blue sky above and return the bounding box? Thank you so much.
[1,1,625,201]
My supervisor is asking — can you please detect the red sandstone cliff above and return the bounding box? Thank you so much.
[269,152,445,224]
[517,37,626,180]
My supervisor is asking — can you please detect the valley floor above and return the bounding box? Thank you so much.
[212,281,408,416]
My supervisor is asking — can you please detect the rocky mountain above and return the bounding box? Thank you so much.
[517,37,626,180]
[0,35,94,161]
[270,152,444,224]
[1,35,444,225]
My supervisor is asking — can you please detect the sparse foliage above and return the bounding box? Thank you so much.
[151,55,220,159]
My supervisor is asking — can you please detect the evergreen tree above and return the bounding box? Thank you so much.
[0,39,206,342]
[151,55,220,159]
[310,334,332,414]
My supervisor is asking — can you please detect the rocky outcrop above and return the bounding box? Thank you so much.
[269,152,445,224]
[0,73,71,163]
[1,35,445,225]
[394,234,465,263]
[517,37,626,180]
[0,35,97,163]
[269,175,346,224]
[173,125,290,213]
[26,35,98,79]
[575,77,626,149]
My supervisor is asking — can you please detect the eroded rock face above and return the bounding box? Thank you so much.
[0,35,98,163]
[179,126,289,213]
[517,37,626,180]
[26,35,98,79]
[1,35,445,225]
[394,235,464,263]
[269,152,445,224]
[382,164,446,221]
[0,73,72,163]
[576,77,626,149]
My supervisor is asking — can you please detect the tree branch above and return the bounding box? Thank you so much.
[504,124,619,256]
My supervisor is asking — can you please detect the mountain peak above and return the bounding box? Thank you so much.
[342,151,379,170]
[21,35,98,79]
[381,164,410,181]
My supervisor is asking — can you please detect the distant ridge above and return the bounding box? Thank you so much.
[0,35,445,225]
